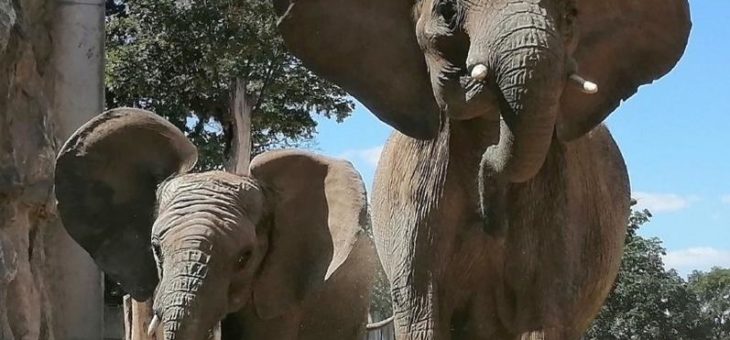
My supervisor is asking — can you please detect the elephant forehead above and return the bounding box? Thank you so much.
[155,171,264,218]
[160,172,255,194]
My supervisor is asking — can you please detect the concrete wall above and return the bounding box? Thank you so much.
[47,0,106,339]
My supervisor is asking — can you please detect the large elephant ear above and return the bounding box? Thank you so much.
[272,0,440,140]
[54,108,197,300]
[556,0,691,140]
[249,150,371,319]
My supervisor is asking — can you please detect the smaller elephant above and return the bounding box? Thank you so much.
[54,108,378,340]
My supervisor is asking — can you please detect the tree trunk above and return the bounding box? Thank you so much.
[0,0,104,339]
[124,296,162,340]
[225,77,253,175]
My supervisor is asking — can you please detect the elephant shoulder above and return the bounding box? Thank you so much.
[563,123,630,205]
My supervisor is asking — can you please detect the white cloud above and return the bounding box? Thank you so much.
[720,195,730,205]
[664,247,730,276]
[339,145,384,167]
[633,192,699,213]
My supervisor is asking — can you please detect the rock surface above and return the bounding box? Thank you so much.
[1,0,60,338]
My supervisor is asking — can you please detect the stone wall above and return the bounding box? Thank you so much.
[0,0,58,338]
[1,0,104,339]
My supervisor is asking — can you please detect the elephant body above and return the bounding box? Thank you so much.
[55,108,377,340]
[270,0,690,338]
[372,121,629,339]
[223,227,376,340]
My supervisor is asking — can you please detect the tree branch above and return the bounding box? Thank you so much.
[251,52,284,114]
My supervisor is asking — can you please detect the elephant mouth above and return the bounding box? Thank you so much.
[437,65,599,127]
[438,67,503,122]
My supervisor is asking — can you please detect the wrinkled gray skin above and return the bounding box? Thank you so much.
[373,0,687,338]
[150,172,265,339]
[151,172,373,340]
[270,0,691,338]
[54,108,376,340]
[373,121,629,339]
[419,0,568,183]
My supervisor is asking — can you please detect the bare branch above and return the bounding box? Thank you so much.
[251,52,284,114]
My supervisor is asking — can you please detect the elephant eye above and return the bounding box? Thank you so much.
[151,240,164,278]
[561,5,578,41]
[151,241,163,263]
[435,0,459,30]
[562,3,578,28]
[236,250,252,270]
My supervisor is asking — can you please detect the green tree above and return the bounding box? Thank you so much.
[585,204,712,339]
[105,0,354,169]
[369,264,393,321]
[688,267,730,339]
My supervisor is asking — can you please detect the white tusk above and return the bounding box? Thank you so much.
[569,74,599,94]
[470,64,488,81]
[210,322,222,340]
[148,314,160,337]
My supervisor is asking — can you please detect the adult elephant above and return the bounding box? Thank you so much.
[271,0,691,338]
[54,108,377,340]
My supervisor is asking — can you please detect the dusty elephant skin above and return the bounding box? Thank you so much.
[272,0,692,339]
[54,108,377,340]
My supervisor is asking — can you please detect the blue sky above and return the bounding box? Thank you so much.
[310,2,729,277]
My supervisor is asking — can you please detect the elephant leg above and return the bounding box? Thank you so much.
[392,281,444,340]
[393,300,437,339]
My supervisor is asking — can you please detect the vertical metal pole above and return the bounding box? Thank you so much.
[49,0,105,339]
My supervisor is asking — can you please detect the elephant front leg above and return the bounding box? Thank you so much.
[391,281,444,340]
[479,120,512,236]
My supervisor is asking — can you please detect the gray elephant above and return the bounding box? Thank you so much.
[270,0,692,338]
[54,108,377,340]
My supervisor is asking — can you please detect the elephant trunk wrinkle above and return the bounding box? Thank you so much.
[481,5,564,183]
[155,243,218,340]
[154,184,247,238]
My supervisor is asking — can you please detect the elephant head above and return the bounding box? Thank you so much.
[272,0,691,182]
[54,108,372,339]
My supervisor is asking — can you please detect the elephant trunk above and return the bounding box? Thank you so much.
[468,1,565,182]
[155,238,220,340]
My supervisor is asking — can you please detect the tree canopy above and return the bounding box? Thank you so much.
[585,203,729,339]
[688,267,730,339]
[585,206,710,339]
[105,0,354,169]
